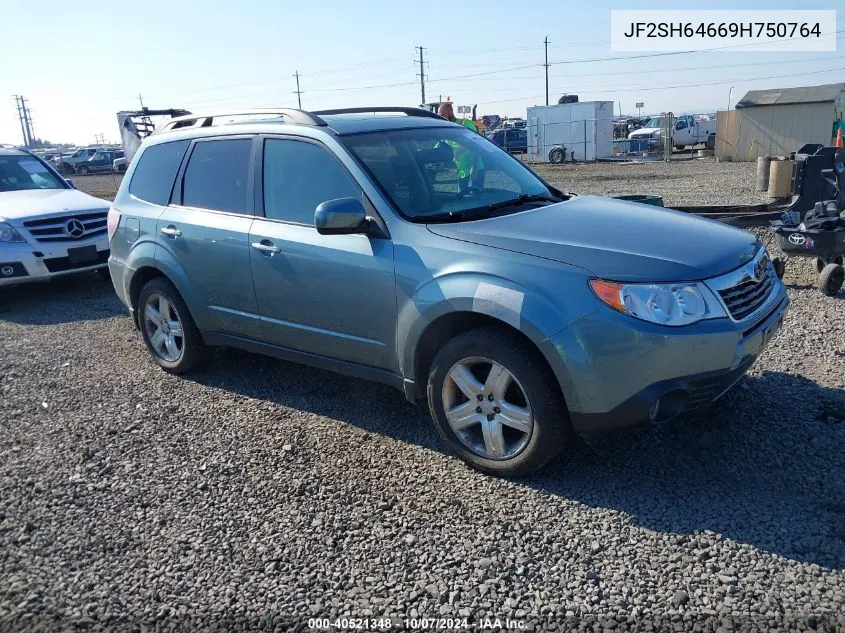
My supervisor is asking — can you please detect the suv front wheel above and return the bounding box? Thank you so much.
[137,277,208,373]
[427,327,571,477]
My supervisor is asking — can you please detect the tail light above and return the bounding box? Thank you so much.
[107,207,121,241]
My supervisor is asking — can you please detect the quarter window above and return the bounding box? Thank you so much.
[182,138,253,214]
[262,139,362,225]
[128,139,190,205]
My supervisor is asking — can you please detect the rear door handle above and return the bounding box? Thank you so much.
[251,240,281,255]
[160,225,182,238]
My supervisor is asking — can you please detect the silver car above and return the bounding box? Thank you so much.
[1,148,111,287]
[106,107,788,477]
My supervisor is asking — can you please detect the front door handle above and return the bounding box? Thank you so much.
[251,240,281,255]
[160,225,182,238]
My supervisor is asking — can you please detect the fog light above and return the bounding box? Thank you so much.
[1,265,14,276]
[648,389,690,424]
[648,399,661,421]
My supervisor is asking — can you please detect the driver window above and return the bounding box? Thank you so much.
[262,139,362,225]
[676,119,688,130]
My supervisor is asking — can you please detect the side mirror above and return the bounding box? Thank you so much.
[315,198,371,236]
[66,179,76,189]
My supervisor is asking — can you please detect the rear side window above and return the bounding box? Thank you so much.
[129,139,190,205]
[182,138,253,214]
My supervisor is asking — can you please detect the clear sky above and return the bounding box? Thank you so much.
[2,0,842,146]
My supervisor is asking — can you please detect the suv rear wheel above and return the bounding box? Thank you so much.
[426,327,571,477]
[137,278,208,373]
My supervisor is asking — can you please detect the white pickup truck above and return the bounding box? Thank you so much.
[628,114,716,150]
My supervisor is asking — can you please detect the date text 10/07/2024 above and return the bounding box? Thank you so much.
[307,617,526,630]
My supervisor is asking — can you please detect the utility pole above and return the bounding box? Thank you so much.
[14,96,35,147]
[543,36,550,106]
[293,71,302,109]
[138,93,145,109]
[415,46,426,106]
[14,96,28,147]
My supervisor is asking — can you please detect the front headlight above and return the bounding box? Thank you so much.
[0,222,25,243]
[590,279,726,326]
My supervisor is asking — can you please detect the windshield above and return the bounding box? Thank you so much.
[343,126,555,221]
[0,155,66,192]
[644,117,663,128]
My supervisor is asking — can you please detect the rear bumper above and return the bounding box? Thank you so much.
[545,289,789,435]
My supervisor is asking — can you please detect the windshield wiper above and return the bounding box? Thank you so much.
[487,193,560,212]
[422,208,494,223]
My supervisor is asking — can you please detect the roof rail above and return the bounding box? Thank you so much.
[313,107,445,120]
[156,108,327,133]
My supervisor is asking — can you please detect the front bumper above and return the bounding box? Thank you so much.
[546,287,789,435]
[0,239,109,287]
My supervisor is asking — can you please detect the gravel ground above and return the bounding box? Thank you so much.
[532,158,771,207]
[2,163,844,632]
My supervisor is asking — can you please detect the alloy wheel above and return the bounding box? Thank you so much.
[441,356,534,460]
[143,293,185,362]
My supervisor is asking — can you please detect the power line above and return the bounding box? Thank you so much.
[548,30,845,65]
[450,53,845,85]
[473,65,844,106]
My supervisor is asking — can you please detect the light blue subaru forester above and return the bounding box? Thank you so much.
[106,107,788,477]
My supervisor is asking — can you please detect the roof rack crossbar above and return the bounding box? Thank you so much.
[157,108,327,133]
[312,107,445,120]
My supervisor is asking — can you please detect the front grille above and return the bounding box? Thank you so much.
[716,262,775,321]
[23,211,108,243]
[43,249,109,273]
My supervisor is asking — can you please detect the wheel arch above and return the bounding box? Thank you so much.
[127,257,207,331]
[398,274,582,402]
[128,266,167,319]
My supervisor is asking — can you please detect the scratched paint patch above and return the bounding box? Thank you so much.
[473,282,524,329]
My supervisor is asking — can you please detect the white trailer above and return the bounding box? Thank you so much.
[527,101,614,163]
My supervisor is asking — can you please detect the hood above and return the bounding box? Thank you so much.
[426,195,760,282]
[0,189,110,222]
[629,127,661,138]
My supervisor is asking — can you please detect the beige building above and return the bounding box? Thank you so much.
[715,82,845,161]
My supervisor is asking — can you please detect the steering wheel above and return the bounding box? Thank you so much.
[456,186,483,200]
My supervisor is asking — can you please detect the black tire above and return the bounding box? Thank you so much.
[706,134,716,150]
[548,148,564,164]
[118,164,127,173]
[772,257,786,279]
[819,263,844,297]
[137,277,208,373]
[816,257,826,274]
[77,165,89,175]
[426,326,572,477]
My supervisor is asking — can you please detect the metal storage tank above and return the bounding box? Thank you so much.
[527,101,614,163]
